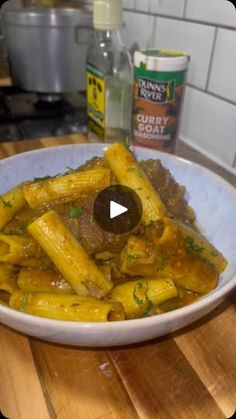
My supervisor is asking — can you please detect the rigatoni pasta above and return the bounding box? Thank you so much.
[0,263,19,294]
[17,267,74,294]
[23,168,111,209]
[9,291,125,322]
[0,233,49,267]
[104,143,167,225]
[0,143,227,322]
[0,186,26,230]
[109,278,177,319]
[27,210,113,298]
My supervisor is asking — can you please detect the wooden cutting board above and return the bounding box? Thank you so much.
[0,135,236,419]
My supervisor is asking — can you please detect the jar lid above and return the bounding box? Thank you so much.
[93,0,123,30]
[134,49,190,72]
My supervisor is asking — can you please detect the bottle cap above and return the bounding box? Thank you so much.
[93,0,123,30]
[134,50,190,72]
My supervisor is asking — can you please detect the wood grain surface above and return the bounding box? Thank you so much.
[0,134,235,419]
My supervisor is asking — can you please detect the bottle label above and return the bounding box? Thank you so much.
[86,63,105,139]
[133,66,187,152]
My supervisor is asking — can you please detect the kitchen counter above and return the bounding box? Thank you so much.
[0,135,236,419]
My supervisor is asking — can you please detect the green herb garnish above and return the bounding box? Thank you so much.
[148,220,156,229]
[127,253,140,260]
[122,137,130,150]
[65,166,77,175]
[159,259,167,271]
[142,298,153,317]
[69,206,83,218]
[19,293,29,312]
[33,175,56,183]
[133,282,154,317]
[133,282,144,305]
[0,196,12,208]
[184,236,204,254]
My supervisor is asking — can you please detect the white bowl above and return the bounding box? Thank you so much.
[0,144,236,347]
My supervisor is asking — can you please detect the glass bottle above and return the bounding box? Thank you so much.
[86,0,133,143]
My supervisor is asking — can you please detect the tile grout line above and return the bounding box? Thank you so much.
[205,27,218,91]
[186,82,236,107]
[183,0,188,18]
[125,9,236,31]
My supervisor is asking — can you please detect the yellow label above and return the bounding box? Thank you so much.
[87,64,105,134]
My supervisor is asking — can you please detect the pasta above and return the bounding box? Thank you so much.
[0,143,228,322]
[23,168,111,209]
[27,210,113,297]
[0,233,49,267]
[17,267,74,294]
[0,186,26,230]
[109,278,177,319]
[0,263,18,294]
[9,291,125,322]
[104,143,167,225]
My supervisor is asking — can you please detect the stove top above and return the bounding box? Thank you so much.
[0,86,88,142]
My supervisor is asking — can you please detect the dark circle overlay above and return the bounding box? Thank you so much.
[93,185,143,235]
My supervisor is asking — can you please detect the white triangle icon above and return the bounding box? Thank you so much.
[110,201,128,219]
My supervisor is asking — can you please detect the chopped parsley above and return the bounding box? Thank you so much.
[148,220,157,229]
[90,156,100,163]
[33,174,56,183]
[127,253,140,261]
[0,196,12,208]
[69,206,83,218]
[133,282,154,317]
[142,298,153,317]
[19,293,29,312]
[133,282,144,305]
[122,137,130,150]
[184,236,204,254]
[65,166,77,175]
[159,259,167,271]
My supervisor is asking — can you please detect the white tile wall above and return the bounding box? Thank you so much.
[123,12,156,50]
[208,28,236,102]
[180,87,236,172]
[154,17,215,89]
[85,0,236,172]
[150,0,185,17]
[136,0,150,12]
[123,0,135,10]
[186,0,236,29]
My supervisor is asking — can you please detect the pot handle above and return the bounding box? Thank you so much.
[75,25,94,45]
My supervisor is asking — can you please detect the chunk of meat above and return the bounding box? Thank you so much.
[59,198,132,255]
[140,159,196,227]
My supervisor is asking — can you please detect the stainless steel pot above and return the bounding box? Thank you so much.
[1,1,93,93]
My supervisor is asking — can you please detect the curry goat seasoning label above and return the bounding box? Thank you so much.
[133,50,189,153]
[87,63,105,139]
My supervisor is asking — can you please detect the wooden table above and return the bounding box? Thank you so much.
[0,135,235,419]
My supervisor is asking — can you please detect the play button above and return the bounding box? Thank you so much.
[110,201,128,219]
[93,185,143,234]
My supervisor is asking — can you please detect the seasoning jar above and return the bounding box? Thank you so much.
[132,50,190,153]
